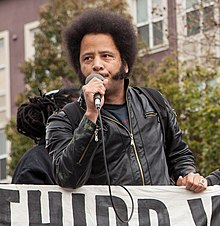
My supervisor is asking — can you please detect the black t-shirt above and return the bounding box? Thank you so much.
[103,102,129,129]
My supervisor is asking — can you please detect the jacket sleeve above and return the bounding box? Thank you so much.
[46,111,100,188]
[164,98,197,182]
[206,169,220,185]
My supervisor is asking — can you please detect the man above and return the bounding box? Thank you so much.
[46,9,207,192]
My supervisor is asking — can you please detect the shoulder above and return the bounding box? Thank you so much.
[62,101,84,126]
[129,86,169,114]
[46,108,73,131]
[129,86,165,100]
[11,145,50,183]
[15,145,48,167]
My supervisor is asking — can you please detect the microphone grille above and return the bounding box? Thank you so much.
[85,74,104,84]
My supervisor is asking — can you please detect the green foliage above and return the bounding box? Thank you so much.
[147,55,220,175]
[19,0,83,99]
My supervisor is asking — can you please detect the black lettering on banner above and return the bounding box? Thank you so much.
[138,199,170,226]
[28,190,63,226]
[96,195,128,226]
[188,198,207,226]
[72,193,86,226]
[210,195,220,226]
[0,189,19,226]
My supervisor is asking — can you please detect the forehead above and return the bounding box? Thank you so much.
[80,33,119,53]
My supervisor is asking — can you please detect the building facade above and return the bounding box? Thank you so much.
[0,0,48,181]
[129,0,220,66]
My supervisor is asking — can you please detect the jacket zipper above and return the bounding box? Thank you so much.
[102,114,145,185]
[127,102,145,186]
[78,93,145,184]
[78,132,95,164]
[144,111,159,122]
[94,127,99,142]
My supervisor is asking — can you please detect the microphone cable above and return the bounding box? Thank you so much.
[97,108,134,223]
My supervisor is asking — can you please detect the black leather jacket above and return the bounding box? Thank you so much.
[206,169,220,185]
[46,86,197,188]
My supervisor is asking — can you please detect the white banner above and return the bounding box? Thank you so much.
[0,184,219,225]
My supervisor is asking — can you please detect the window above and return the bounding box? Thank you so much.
[186,0,215,36]
[0,31,10,180]
[136,0,167,50]
[24,21,40,60]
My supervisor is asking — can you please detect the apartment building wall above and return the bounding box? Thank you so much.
[0,0,48,181]
[0,0,48,116]
[127,0,177,63]
[176,0,220,66]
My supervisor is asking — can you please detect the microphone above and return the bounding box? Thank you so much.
[85,74,104,109]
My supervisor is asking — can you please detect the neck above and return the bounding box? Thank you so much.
[105,79,125,104]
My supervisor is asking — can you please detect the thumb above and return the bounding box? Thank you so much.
[176,176,183,186]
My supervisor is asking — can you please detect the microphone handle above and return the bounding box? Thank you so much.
[94,93,101,109]
[85,74,104,109]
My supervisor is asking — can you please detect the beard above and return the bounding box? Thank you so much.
[111,64,128,80]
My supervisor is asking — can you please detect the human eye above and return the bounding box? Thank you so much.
[102,52,114,60]
[83,55,93,62]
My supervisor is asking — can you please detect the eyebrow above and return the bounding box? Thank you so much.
[81,50,115,58]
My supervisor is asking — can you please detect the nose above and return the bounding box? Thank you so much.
[92,58,104,72]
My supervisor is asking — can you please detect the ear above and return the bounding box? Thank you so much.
[124,62,129,73]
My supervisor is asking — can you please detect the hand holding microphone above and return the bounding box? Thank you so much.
[85,74,105,109]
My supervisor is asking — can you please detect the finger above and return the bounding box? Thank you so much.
[103,78,109,87]
[186,181,194,191]
[177,176,186,186]
[194,178,207,193]
[185,173,207,192]
[176,176,184,186]
[185,173,198,191]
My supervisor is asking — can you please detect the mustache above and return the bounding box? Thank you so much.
[80,65,127,84]
[97,73,109,78]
